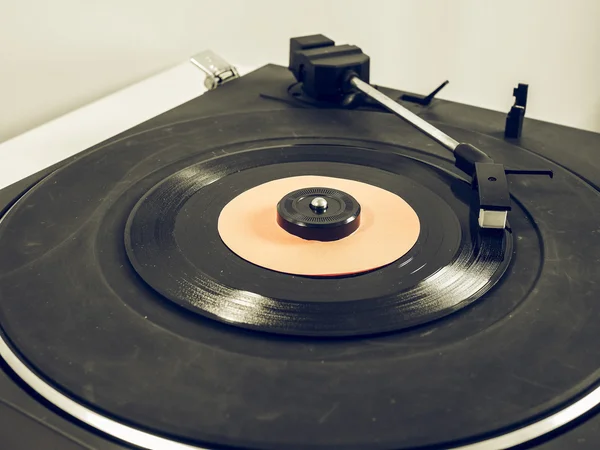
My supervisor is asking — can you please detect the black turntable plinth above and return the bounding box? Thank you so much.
[1,35,600,450]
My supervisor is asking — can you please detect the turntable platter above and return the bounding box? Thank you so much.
[0,108,599,449]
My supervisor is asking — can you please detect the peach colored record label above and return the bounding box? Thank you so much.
[217,176,420,276]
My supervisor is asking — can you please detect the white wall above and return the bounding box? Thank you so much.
[1,0,599,143]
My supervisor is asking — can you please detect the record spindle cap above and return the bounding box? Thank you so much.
[309,197,328,212]
[276,187,361,241]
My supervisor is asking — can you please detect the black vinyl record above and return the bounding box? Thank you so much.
[0,109,599,450]
[124,146,511,336]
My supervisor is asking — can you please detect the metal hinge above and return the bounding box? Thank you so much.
[190,50,240,90]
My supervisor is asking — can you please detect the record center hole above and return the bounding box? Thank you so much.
[488,176,497,182]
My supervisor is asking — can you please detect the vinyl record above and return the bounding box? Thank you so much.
[124,147,511,336]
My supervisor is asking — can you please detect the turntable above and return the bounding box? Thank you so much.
[1,35,600,449]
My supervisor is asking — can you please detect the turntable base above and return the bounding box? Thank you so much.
[1,61,600,450]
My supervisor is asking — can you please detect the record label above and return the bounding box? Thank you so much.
[217,175,420,276]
